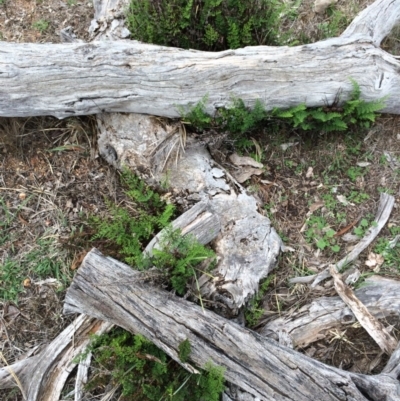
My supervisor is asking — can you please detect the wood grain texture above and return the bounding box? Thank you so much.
[261,276,400,349]
[1,0,400,118]
[63,248,400,401]
[0,315,113,401]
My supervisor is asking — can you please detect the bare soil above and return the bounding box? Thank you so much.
[1,0,400,400]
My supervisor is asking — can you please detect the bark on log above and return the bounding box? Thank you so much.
[1,0,400,118]
[63,248,400,401]
[3,1,400,399]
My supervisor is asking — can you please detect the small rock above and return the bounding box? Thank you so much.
[314,0,338,14]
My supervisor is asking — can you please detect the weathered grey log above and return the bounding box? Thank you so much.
[63,248,400,401]
[0,314,113,401]
[261,275,400,349]
[1,0,400,118]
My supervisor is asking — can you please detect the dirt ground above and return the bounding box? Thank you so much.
[1,0,400,400]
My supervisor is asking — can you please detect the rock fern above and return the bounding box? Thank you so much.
[183,80,385,138]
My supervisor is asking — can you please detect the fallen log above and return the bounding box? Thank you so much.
[3,0,400,399]
[261,275,400,349]
[1,0,400,118]
[0,314,113,401]
[63,248,400,401]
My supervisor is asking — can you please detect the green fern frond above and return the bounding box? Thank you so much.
[273,104,306,118]
[324,112,343,121]
[349,78,361,100]
[309,109,328,122]
[356,100,385,116]
[292,110,308,125]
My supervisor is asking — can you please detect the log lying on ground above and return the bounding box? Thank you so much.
[90,5,280,401]
[63,248,400,401]
[261,275,400,349]
[1,0,400,118]
[0,314,112,401]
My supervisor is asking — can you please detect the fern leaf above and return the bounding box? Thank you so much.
[323,112,342,121]
[356,100,385,115]
[309,110,328,122]
[274,109,293,118]
[322,119,347,132]
[360,112,378,122]
[349,78,361,100]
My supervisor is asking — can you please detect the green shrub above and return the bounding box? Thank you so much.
[126,0,284,51]
[79,328,225,401]
[87,170,222,399]
[90,169,216,295]
[150,226,216,295]
[90,170,175,268]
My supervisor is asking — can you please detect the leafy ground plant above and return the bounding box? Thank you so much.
[85,169,222,399]
[0,238,69,302]
[182,80,385,142]
[90,169,175,268]
[245,274,275,327]
[32,19,49,32]
[149,226,216,296]
[373,234,400,272]
[89,169,216,295]
[78,328,225,401]
[0,194,70,302]
[305,215,340,253]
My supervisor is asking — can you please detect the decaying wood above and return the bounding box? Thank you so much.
[290,192,395,286]
[97,112,282,315]
[0,314,112,401]
[63,248,400,401]
[1,0,400,118]
[261,275,400,349]
[329,265,398,354]
[75,351,92,401]
[91,3,280,400]
[89,0,131,40]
